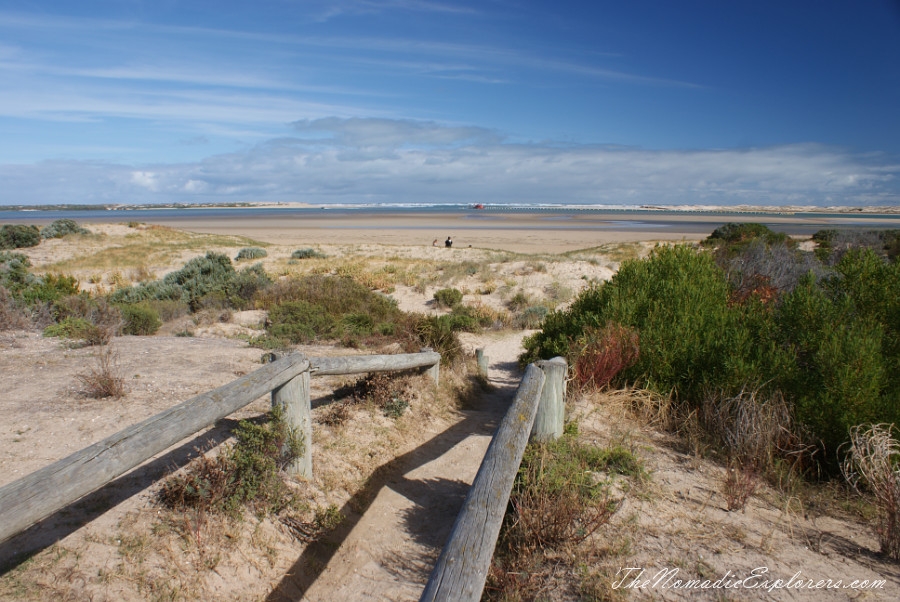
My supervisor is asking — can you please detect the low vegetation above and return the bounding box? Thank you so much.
[486,424,643,599]
[158,406,303,519]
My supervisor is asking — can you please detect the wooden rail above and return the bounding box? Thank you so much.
[421,356,567,602]
[0,350,440,545]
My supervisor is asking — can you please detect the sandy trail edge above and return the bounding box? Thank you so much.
[272,332,529,602]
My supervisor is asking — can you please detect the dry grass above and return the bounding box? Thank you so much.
[842,424,900,560]
[720,460,759,512]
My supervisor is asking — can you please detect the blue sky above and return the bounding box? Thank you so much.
[1,0,899,206]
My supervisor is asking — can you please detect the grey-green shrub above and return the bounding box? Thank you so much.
[41,219,89,239]
[0,224,41,249]
[292,248,325,259]
[235,247,267,261]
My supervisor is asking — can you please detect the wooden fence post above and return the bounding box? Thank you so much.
[420,347,440,385]
[531,357,567,441]
[475,348,489,379]
[271,354,312,479]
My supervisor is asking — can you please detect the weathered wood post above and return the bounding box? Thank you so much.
[271,353,312,479]
[531,356,567,441]
[475,348,489,379]
[421,347,440,385]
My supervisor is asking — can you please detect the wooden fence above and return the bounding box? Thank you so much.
[0,349,440,545]
[420,356,567,602]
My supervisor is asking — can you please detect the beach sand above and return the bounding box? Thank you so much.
[134,209,875,253]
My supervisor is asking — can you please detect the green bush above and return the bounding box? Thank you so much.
[0,224,41,250]
[235,247,267,261]
[121,303,162,335]
[291,248,326,259]
[43,317,106,344]
[433,287,463,308]
[41,219,89,239]
[22,273,80,306]
[267,300,337,342]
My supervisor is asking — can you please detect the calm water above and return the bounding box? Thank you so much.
[2,205,899,237]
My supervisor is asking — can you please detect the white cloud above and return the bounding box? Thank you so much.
[2,119,897,206]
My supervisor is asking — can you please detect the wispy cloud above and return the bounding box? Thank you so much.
[3,119,896,206]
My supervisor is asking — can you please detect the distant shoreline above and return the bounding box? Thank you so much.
[2,201,899,215]
[3,202,898,253]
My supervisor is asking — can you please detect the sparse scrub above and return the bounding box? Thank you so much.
[842,424,900,560]
[76,346,127,398]
[720,461,759,512]
[349,372,418,418]
[0,285,30,330]
[235,247,268,261]
[486,431,635,600]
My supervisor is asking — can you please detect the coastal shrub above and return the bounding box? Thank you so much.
[41,219,89,239]
[0,224,41,249]
[292,248,325,260]
[110,252,270,311]
[120,303,162,336]
[722,240,825,303]
[227,263,271,309]
[21,273,80,306]
[415,315,463,362]
[235,247,267,261]
[812,229,900,264]
[524,236,900,474]
[433,287,463,308]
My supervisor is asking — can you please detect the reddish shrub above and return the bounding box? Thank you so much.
[572,323,640,391]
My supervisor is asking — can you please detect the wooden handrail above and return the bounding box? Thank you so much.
[421,363,546,602]
[421,357,567,602]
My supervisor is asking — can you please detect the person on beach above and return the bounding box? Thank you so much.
[432,239,438,246]
[445,236,453,248]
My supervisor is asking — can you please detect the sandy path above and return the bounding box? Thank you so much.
[271,331,530,601]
